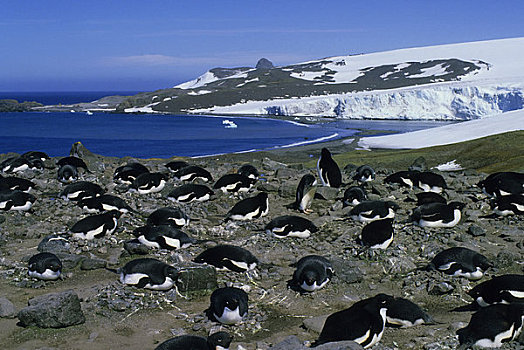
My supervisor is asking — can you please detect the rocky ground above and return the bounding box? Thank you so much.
[0,139,522,350]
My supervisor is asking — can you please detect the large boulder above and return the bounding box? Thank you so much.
[17,290,85,328]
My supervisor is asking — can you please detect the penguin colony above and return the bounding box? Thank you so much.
[0,146,523,350]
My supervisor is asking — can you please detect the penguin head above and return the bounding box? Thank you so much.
[448,202,466,210]
[238,164,259,180]
[343,186,367,207]
[301,269,321,287]
[107,210,123,219]
[224,297,240,311]
[208,331,233,350]
[48,260,63,272]
[474,254,493,271]
[385,201,400,210]
[256,192,269,201]
[320,148,332,159]
[163,265,179,281]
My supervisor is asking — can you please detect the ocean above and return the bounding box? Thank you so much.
[0,92,454,158]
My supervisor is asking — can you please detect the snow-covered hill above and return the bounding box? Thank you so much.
[119,38,524,121]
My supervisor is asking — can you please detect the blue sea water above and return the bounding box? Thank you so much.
[0,91,141,106]
[0,92,455,158]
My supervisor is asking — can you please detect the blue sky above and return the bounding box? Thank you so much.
[2,0,524,92]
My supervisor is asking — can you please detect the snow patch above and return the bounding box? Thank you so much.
[433,160,463,171]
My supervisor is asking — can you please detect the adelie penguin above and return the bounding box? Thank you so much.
[415,192,447,205]
[21,151,49,163]
[342,186,367,207]
[384,170,419,189]
[317,148,342,188]
[415,171,447,193]
[167,184,214,203]
[477,171,524,197]
[411,201,465,228]
[490,194,524,216]
[77,194,135,214]
[314,293,394,348]
[359,218,394,249]
[462,274,524,309]
[225,192,269,222]
[130,172,168,194]
[165,160,189,173]
[120,258,178,290]
[28,252,62,281]
[132,225,196,250]
[456,303,524,349]
[154,331,233,350]
[194,244,258,273]
[70,210,121,240]
[237,164,259,180]
[172,165,213,182]
[265,215,318,238]
[57,156,89,172]
[353,165,375,183]
[147,207,190,228]
[113,162,149,185]
[289,255,333,292]
[385,297,435,328]
[57,164,78,183]
[426,247,492,280]
[59,181,104,201]
[287,174,317,214]
[349,200,399,223]
[2,156,43,173]
[213,174,254,195]
[0,190,36,211]
[207,287,248,325]
[0,176,35,193]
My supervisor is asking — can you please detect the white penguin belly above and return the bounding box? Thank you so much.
[215,306,243,324]
[29,268,61,281]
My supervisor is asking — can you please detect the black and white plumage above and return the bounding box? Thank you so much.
[2,156,43,173]
[56,156,89,173]
[77,194,135,214]
[0,190,36,211]
[165,160,189,173]
[359,218,394,249]
[0,176,35,193]
[237,164,259,180]
[315,293,394,348]
[147,207,190,228]
[265,215,318,238]
[342,186,367,207]
[415,171,447,193]
[28,252,62,281]
[225,192,269,221]
[167,184,214,203]
[411,201,465,228]
[130,172,168,194]
[70,210,121,240]
[290,255,333,292]
[120,258,178,290]
[132,225,196,250]
[59,181,104,201]
[208,287,248,325]
[317,148,342,188]
[384,170,419,188]
[456,304,524,349]
[385,297,434,328]
[415,192,447,206]
[172,165,213,182]
[194,244,258,272]
[490,194,524,216]
[290,174,317,214]
[21,151,50,162]
[467,274,524,308]
[113,162,149,185]
[213,174,254,195]
[478,171,524,198]
[349,200,398,223]
[154,331,233,350]
[57,164,78,183]
[353,165,375,183]
[426,247,492,280]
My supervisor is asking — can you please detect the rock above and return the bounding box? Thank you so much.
[123,239,150,255]
[448,322,466,332]
[409,157,427,171]
[17,290,85,328]
[257,182,279,193]
[37,235,71,254]
[176,264,218,293]
[330,258,364,284]
[303,315,328,333]
[269,335,306,350]
[278,183,296,199]
[0,297,17,318]
[262,158,287,171]
[315,341,365,350]
[495,251,521,268]
[387,256,417,274]
[256,58,274,70]
[275,167,296,179]
[0,215,5,224]
[316,187,340,201]
[467,225,485,237]
[55,253,85,270]
[80,257,107,270]
[427,281,454,295]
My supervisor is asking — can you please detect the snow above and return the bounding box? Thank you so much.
[187,90,212,95]
[356,108,524,149]
[407,63,448,79]
[175,70,251,89]
[432,160,463,171]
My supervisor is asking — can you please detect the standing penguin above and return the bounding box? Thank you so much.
[290,255,333,292]
[315,293,394,348]
[28,252,62,281]
[154,331,233,350]
[426,247,492,280]
[317,148,342,188]
[207,287,248,325]
[289,174,317,214]
[225,192,269,222]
